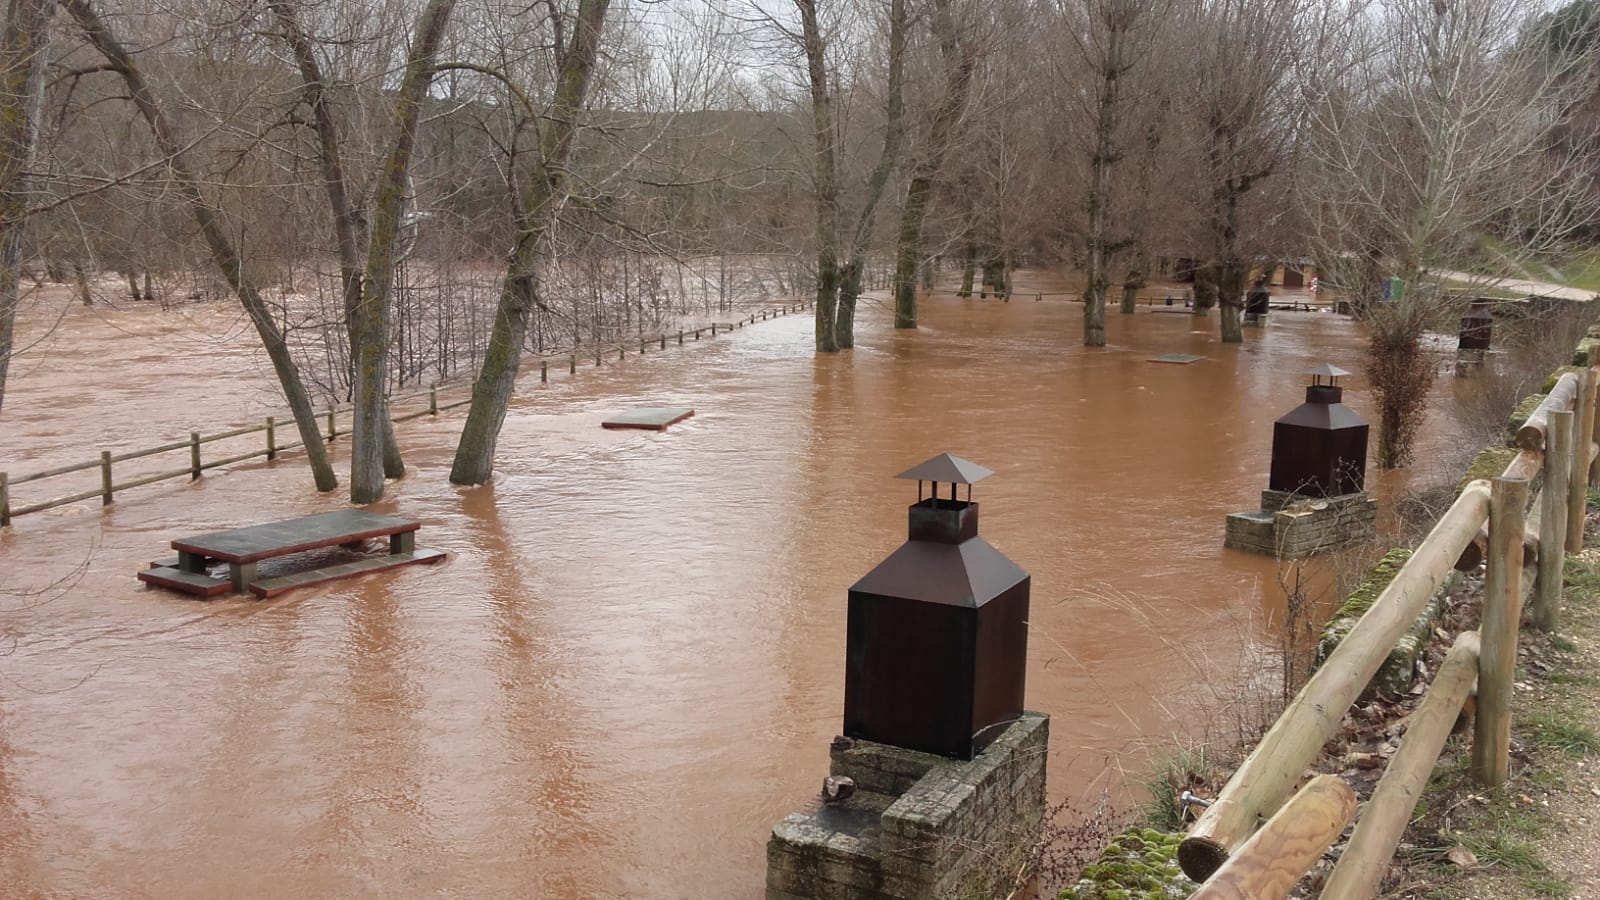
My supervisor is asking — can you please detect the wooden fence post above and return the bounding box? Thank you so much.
[639,338,646,354]
[429,386,438,415]
[190,431,203,480]
[1575,369,1596,538]
[0,471,8,526]
[677,330,683,345]
[326,408,336,442]
[266,416,276,460]
[101,451,113,505]
[660,335,666,350]
[1588,365,1600,486]
[711,323,717,336]
[1537,409,1572,631]
[1474,475,1529,787]
[541,361,548,383]
[569,355,576,374]
[619,346,625,361]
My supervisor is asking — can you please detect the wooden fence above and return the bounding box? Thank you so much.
[1177,366,1600,898]
[0,303,808,526]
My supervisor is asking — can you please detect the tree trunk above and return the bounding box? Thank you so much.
[269,0,407,486]
[66,0,338,492]
[836,259,862,348]
[0,0,52,421]
[1083,16,1125,347]
[348,0,454,503]
[450,0,610,486]
[1217,189,1244,344]
[958,242,975,297]
[797,0,842,353]
[1120,276,1139,314]
[833,0,905,348]
[1193,262,1217,314]
[893,0,973,332]
[894,175,934,328]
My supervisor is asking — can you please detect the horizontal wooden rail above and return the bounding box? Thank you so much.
[200,423,267,443]
[1189,775,1357,900]
[1517,371,1579,450]
[1321,632,1480,899]
[113,466,196,493]
[10,484,106,517]
[109,438,194,464]
[6,457,101,486]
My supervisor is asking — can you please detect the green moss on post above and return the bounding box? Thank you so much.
[1058,828,1195,899]
[1316,547,1460,696]
[1458,446,1520,494]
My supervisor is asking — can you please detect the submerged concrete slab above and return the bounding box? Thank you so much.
[1148,353,1205,364]
[601,407,696,431]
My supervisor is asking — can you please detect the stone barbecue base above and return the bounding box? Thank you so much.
[766,712,1049,900]
[1224,490,1377,558]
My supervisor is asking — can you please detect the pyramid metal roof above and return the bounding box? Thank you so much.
[849,539,1028,608]
[1304,363,1351,379]
[893,453,995,485]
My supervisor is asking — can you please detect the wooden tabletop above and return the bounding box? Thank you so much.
[171,510,420,563]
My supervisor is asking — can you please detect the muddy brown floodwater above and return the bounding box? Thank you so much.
[0,271,1471,898]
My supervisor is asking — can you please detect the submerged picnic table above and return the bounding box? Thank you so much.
[138,509,444,598]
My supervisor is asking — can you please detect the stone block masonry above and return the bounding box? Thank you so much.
[766,712,1049,900]
[1224,490,1377,559]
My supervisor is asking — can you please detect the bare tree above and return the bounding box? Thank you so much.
[0,0,54,420]
[63,0,339,492]
[1301,0,1596,466]
[346,0,456,503]
[1064,0,1166,346]
[450,0,612,486]
[890,0,976,331]
[1177,0,1304,343]
[794,0,845,351]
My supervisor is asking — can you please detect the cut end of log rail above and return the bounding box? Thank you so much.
[1177,835,1229,883]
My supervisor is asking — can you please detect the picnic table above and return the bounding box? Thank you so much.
[139,509,443,598]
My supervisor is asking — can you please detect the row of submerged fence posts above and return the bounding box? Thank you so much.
[1179,366,1600,899]
[0,302,809,527]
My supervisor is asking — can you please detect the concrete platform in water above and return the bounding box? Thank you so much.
[601,407,695,431]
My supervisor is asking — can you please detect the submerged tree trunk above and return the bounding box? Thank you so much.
[1083,13,1127,347]
[270,0,413,494]
[893,0,974,331]
[66,0,338,492]
[836,0,906,348]
[450,0,610,486]
[347,0,454,503]
[1193,261,1217,315]
[958,242,976,297]
[0,0,52,421]
[797,0,843,353]
[1216,187,1245,343]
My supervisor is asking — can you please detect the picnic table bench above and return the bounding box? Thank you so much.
[138,509,443,598]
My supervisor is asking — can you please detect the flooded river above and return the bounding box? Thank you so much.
[0,272,1468,898]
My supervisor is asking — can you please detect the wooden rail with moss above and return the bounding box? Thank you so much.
[1178,364,1600,895]
[0,302,808,526]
